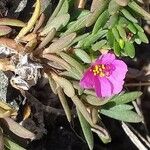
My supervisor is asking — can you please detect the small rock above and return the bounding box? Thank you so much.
[0,71,9,101]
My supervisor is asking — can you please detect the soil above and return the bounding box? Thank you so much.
[0,0,150,150]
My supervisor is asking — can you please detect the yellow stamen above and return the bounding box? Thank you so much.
[101,64,105,69]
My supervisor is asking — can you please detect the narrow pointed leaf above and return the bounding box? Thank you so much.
[137,31,149,43]
[65,13,90,34]
[112,27,120,42]
[44,33,76,53]
[57,0,69,16]
[83,95,109,106]
[127,23,137,34]
[115,0,129,6]
[83,30,107,48]
[117,25,126,40]
[38,28,56,49]
[92,10,109,34]
[102,104,134,111]
[59,70,81,80]
[133,23,144,32]
[74,49,91,63]
[43,54,71,70]
[46,0,65,24]
[0,18,26,27]
[108,14,118,29]
[41,13,70,36]
[71,96,93,125]
[0,26,12,36]
[4,137,26,150]
[100,109,142,123]
[51,73,75,98]
[86,0,109,27]
[124,41,135,58]
[113,40,121,56]
[60,52,84,75]
[48,75,57,94]
[121,9,138,23]
[57,87,72,122]
[16,0,41,40]
[108,0,120,15]
[70,33,90,47]
[128,1,150,21]
[92,40,107,51]
[109,91,142,105]
[77,108,94,150]
[107,30,114,47]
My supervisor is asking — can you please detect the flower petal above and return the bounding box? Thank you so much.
[108,75,124,94]
[95,77,113,97]
[80,69,95,89]
[111,60,128,81]
[96,53,116,64]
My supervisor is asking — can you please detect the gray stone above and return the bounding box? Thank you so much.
[0,71,9,101]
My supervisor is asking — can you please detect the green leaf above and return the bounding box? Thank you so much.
[121,9,138,23]
[113,40,121,56]
[4,137,26,150]
[134,35,142,44]
[48,75,57,94]
[86,0,109,27]
[92,40,107,51]
[57,87,72,122]
[74,49,91,63]
[128,1,150,21]
[114,0,129,6]
[118,17,129,27]
[83,95,109,106]
[51,73,75,98]
[137,31,149,44]
[46,0,65,24]
[57,0,69,16]
[127,22,137,34]
[43,54,71,70]
[77,10,91,19]
[92,10,109,34]
[119,39,125,49]
[41,13,70,36]
[133,23,144,32]
[107,30,114,47]
[71,96,93,125]
[44,33,76,53]
[108,0,120,15]
[77,109,94,150]
[103,104,134,111]
[112,27,120,42]
[59,70,81,80]
[71,33,90,46]
[109,91,142,105]
[60,52,84,75]
[100,109,142,123]
[65,12,90,34]
[83,29,108,48]
[108,14,119,29]
[117,25,126,40]
[124,41,135,58]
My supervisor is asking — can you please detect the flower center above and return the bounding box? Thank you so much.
[90,64,113,77]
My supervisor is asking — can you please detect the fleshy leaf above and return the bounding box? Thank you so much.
[124,41,135,58]
[100,109,142,123]
[108,91,142,105]
[77,108,94,150]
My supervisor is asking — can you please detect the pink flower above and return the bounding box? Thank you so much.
[80,53,128,97]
